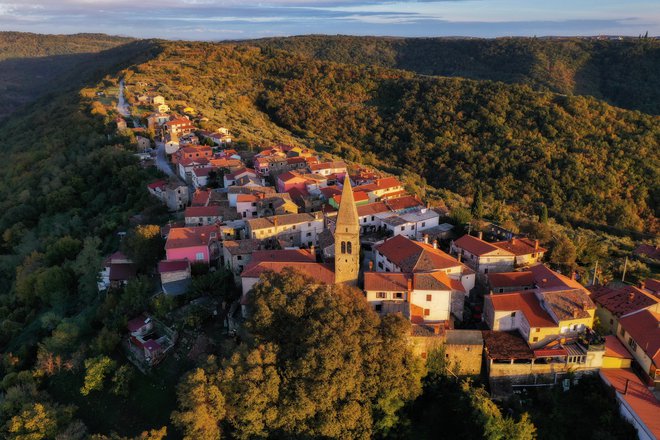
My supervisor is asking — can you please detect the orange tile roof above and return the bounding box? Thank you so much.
[364,272,410,291]
[374,177,403,190]
[589,284,659,317]
[249,249,316,265]
[357,202,390,217]
[376,235,463,273]
[619,310,660,366]
[414,271,464,292]
[385,195,423,211]
[489,291,557,328]
[331,191,369,204]
[493,237,547,256]
[236,194,258,203]
[191,189,211,206]
[241,262,335,284]
[454,234,510,256]
[530,264,585,291]
[488,271,536,289]
[165,225,218,249]
[600,368,660,439]
[604,335,633,359]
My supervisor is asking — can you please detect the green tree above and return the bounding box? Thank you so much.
[540,204,548,224]
[549,233,577,273]
[471,187,484,220]
[81,355,116,396]
[111,364,134,397]
[171,368,225,440]
[121,225,164,273]
[73,236,102,303]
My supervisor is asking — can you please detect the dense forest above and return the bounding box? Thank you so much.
[254,35,660,114]
[0,32,136,120]
[125,41,659,233]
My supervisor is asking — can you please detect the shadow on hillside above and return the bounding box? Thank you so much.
[0,40,162,121]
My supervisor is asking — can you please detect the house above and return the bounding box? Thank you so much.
[450,233,516,274]
[602,335,633,369]
[146,112,170,129]
[308,160,347,178]
[236,194,258,219]
[377,208,440,239]
[491,237,546,266]
[277,171,312,193]
[373,235,475,291]
[223,168,259,187]
[184,206,222,226]
[177,157,209,183]
[98,251,137,291]
[256,194,298,217]
[115,117,127,131]
[151,95,165,105]
[354,177,405,202]
[444,330,484,375]
[328,191,369,209]
[174,145,213,163]
[148,179,189,211]
[488,271,536,294]
[127,314,177,368]
[385,195,424,213]
[600,368,660,440]
[356,202,390,233]
[589,284,660,335]
[617,310,660,389]
[164,117,195,136]
[227,186,275,207]
[191,167,218,189]
[222,239,262,280]
[127,315,153,337]
[164,225,220,264]
[364,271,466,323]
[155,103,170,113]
[136,136,151,151]
[642,278,660,297]
[245,212,324,248]
[158,260,191,296]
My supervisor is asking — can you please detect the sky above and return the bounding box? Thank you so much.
[0,0,658,40]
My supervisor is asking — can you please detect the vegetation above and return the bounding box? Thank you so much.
[254,35,660,114]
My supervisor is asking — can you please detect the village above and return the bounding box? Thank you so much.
[107,87,660,440]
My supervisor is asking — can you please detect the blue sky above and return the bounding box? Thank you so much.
[0,0,658,40]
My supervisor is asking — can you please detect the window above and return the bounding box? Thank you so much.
[371,216,375,221]
[378,262,384,269]
[498,288,504,293]
[426,294,432,302]
[237,255,242,260]
[619,327,625,337]
[511,312,516,318]
[394,292,403,299]
[341,241,346,253]
[400,226,405,231]
[306,232,312,237]
[535,328,540,332]
[376,292,386,299]
[424,309,430,316]
[195,252,204,260]
[363,218,367,223]
[532,337,538,342]
[628,337,637,351]
[347,241,352,254]
[484,268,489,274]
[422,222,426,227]
[375,304,382,312]
[292,225,296,230]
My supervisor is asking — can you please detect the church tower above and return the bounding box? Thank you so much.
[334,175,360,286]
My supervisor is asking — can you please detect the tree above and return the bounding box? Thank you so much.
[471,187,484,220]
[171,368,225,440]
[539,204,548,224]
[81,355,116,396]
[549,233,577,273]
[111,364,134,397]
[73,237,102,303]
[7,403,58,440]
[121,225,164,273]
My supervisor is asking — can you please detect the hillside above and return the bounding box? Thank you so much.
[123,41,659,233]
[0,32,135,120]
[254,35,660,115]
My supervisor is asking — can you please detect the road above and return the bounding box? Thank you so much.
[155,140,176,178]
[117,79,131,117]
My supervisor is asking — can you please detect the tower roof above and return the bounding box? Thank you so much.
[336,175,359,229]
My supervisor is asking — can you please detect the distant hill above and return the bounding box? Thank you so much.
[254,35,660,115]
[0,32,135,119]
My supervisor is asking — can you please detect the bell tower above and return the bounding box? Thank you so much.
[334,175,360,285]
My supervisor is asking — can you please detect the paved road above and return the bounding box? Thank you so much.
[117,79,131,117]
[155,140,176,178]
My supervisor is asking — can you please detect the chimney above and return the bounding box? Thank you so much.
[309,245,315,257]
[200,233,206,243]
[273,216,279,227]
[572,309,579,319]
[457,253,462,263]
[433,240,438,249]
[423,234,429,244]
[407,277,413,296]
[534,239,539,250]
[640,280,646,290]
[511,237,517,245]
[628,292,635,302]
[478,231,483,240]
[368,261,374,271]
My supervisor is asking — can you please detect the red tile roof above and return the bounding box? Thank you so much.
[493,237,547,256]
[165,225,218,249]
[249,249,316,265]
[454,234,510,256]
[309,160,346,172]
[236,194,258,203]
[376,235,464,273]
[242,262,335,284]
[191,189,211,206]
[385,195,423,211]
[109,263,137,282]
[643,278,660,295]
[147,180,167,190]
[530,264,585,292]
[633,244,660,259]
[158,260,190,273]
[127,315,150,332]
[488,271,536,289]
[600,368,660,439]
[374,177,402,190]
[364,272,410,291]
[589,284,659,317]
[319,186,342,199]
[184,206,222,218]
[619,310,660,365]
[332,191,369,205]
[604,335,633,359]
[489,291,557,328]
[357,202,390,217]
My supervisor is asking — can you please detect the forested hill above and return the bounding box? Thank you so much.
[0,33,136,120]
[123,42,658,233]
[253,35,660,115]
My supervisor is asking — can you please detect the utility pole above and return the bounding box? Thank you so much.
[592,260,599,286]
[621,256,628,283]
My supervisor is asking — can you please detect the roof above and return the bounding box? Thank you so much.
[246,212,321,230]
[493,237,547,256]
[319,186,342,199]
[357,202,390,217]
[184,206,221,218]
[619,310,660,366]
[158,260,190,273]
[385,195,423,211]
[589,284,659,317]
[414,271,464,292]
[643,278,660,294]
[445,329,483,346]
[633,243,660,259]
[109,263,137,282]
[364,272,410,291]
[375,235,463,272]
[242,262,335,285]
[530,264,585,292]
[192,167,215,178]
[483,330,534,359]
[143,339,162,352]
[541,289,595,321]
[147,180,167,190]
[236,194,258,203]
[309,160,347,171]
[600,368,660,439]
[165,225,218,249]
[373,176,402,190]
[162,278,191,296]
[127,315,150,332]
[489,291,557,327]
[191,189,211,206]
[249,249,316,265]
[488,271,536,289]
[454,234,512,256]
[331,190,369,205]
[604,335,633,359]
[223,239,261,255]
